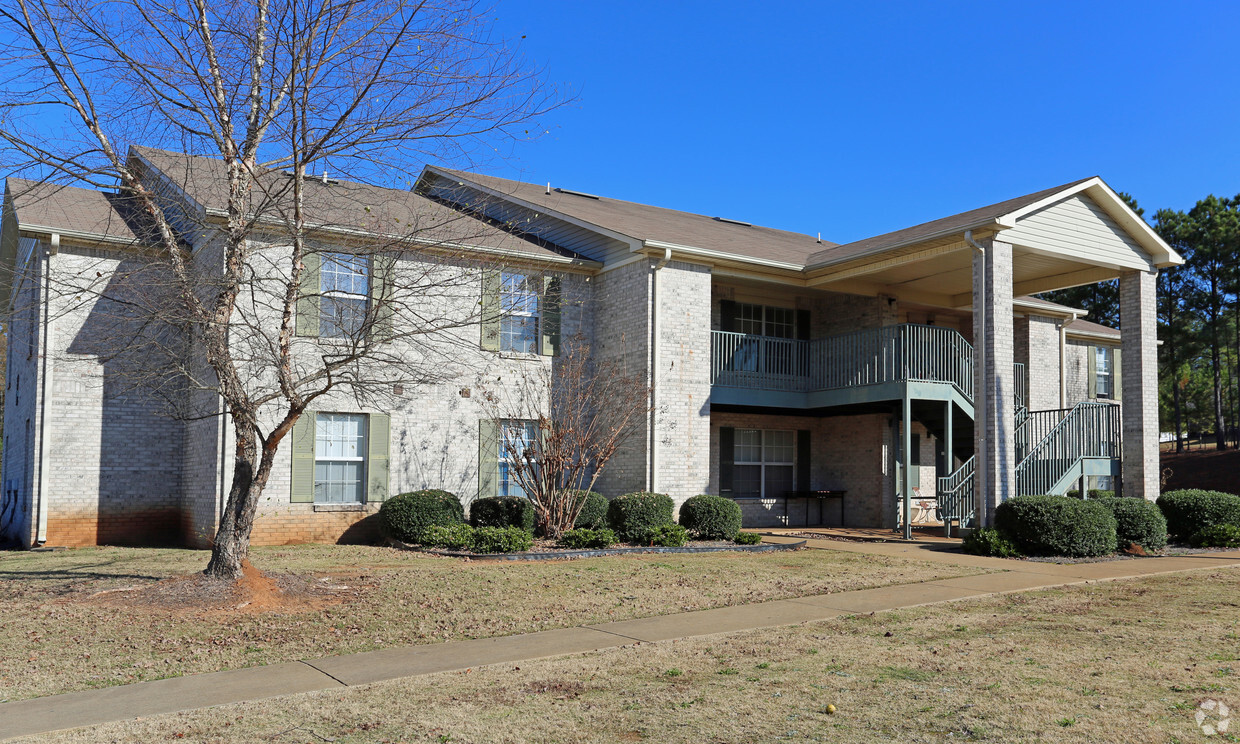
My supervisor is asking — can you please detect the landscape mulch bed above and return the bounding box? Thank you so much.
[391,538,807,561]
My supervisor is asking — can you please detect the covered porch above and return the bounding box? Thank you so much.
[798,177,1180,533]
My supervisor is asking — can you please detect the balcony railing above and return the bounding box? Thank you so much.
[711,324,1025,404]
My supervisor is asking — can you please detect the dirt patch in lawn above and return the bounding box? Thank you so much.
[83,560,367,617]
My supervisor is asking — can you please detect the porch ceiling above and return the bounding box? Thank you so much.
[811,242,1133,310]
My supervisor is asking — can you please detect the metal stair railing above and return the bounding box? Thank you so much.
[936,455,976,534]
[1015,402,1122,496]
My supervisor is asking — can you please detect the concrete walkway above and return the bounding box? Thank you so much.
[4,541,1240,741]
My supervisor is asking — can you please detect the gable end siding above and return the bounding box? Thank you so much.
[1002,194,1151,270]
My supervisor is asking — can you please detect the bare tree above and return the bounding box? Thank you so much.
[481,333,652,538]
[0,0,559,577]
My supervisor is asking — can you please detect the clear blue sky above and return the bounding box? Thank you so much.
[479,0,1240,244]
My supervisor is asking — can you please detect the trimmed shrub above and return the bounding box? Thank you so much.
[557,527,617,550]
[470,496,536,532]
[1096,497,1168,552]
[995,495,1117,557]
[570,490,609,530]
[607,491,675,542]
[421,523,475,550]
[1190,524,1240,548]
[961,528,1022,558]
[733,531,762,546]
[468,525,534,554]
[645,523,688,547]
[678,494,743,540]
[379,489,464,543]
[1156,490,1240,541]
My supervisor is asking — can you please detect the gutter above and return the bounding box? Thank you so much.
[649,247,672,493]
[34,233,58,544]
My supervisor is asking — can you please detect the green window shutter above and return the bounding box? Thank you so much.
[796,430,810,491]
[371,254,396,340]
[719,426,735,495]
[478,418,499,499]
[290,412,317,503]
[296,251,321,337]
[540,275,561,357]
[367,413,391,502]
[1112,347,1122,401]
[1087,345,1097,399]
[480,270,501,351]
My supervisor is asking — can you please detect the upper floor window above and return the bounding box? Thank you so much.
[500,271,540,353]
[1095,346,1112,398]
[320,253,369,338]
[735,302,796,338]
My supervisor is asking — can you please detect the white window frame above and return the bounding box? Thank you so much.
[1096,346,1113,399]
[314,412,368,503]
[499,271,540,353]
[735,302,795,339]
[733,428,796,498]
[320,252,370,339]
[499,419,538,499]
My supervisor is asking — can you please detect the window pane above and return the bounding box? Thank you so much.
[735,429,762,463]
[314,413,367,503]
[500,315,538,352]
[321,253,369,295]
[763,430,795,463]
[765,465,794,497]
[765,307,794,338]
[734,464,761,497]
[321,296,368,338]
[736,303,763,335]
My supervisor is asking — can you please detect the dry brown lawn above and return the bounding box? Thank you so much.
[25,566,1240,744]
[0,542,985,701]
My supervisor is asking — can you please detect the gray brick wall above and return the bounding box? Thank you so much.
[1120,269,1159,500]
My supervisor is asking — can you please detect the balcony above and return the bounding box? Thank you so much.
[710,324,1025,410]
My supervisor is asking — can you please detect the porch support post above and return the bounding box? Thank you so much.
[1120,268,1159,500]
[943,399,953,538]
[973,238,1016,527]
[902,392,913,540]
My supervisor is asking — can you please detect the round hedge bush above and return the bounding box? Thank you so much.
[961,527,1022,557]
[733,531,762,546]
[1156,489,1240,541]
[1190,524,1240,549]
[994,494,1117,557]
[379,489,464,543]
[607,491,674,542]
[469,496,536,532]
[678,494,743,540]
[1096,497,1167,552]
[570,490,609,530]
[468,525,534,554]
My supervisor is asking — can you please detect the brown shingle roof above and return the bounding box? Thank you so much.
[805,177,1097,268]
[430,167,836,266]
[1066,317,1120,337]
[130,147,585,261]
[5,178,146,242]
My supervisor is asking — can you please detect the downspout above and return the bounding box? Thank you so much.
[649,247,672,493]
[34,234,58,545]
[964,230,987,526]
[1058,312,1077,409]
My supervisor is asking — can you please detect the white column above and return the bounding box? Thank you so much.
[1120,269,1159,500]
[973,238,1015,526]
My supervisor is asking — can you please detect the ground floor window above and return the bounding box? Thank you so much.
[1095,346,1113,398]
[315,413,367,503]
[499,420,538,499]
[733,428,795,498]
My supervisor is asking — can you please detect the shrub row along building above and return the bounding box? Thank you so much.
[0,148,1181,548]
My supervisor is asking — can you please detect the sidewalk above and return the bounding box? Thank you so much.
[3,541,1239,741]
